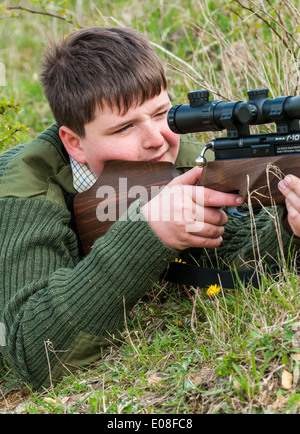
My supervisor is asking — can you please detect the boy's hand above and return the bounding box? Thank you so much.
[141,166,244,250]
[278,174,300,237]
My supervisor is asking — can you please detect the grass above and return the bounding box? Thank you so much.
[1,277,300,414]
[1,0,300,414]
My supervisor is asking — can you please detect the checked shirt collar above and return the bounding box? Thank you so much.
[70,157,97,193]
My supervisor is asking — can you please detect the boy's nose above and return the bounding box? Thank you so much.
[142,124,164,149]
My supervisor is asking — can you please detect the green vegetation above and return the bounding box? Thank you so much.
[1,0,300,414]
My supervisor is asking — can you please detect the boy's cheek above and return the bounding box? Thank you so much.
[171,135,181,160]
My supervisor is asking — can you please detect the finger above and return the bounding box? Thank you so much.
[192,204,228,226]
[279,184,300,213]
[191,185,244,208]
[278,175,300,204]
[184,234,224,249]
[285,192,300,213]
[171,166,203,186]
[185,220,225,238]
[285,198,300,237]
[285,198,300,220]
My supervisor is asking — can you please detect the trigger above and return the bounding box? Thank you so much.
[226,206,247,218]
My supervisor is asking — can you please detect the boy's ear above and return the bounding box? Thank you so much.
[59,126,87,164]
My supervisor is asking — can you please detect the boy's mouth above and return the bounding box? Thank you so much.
[150,152,166,162]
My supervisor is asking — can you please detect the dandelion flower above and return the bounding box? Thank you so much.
[206,284,221,297]
[174,258,186,264]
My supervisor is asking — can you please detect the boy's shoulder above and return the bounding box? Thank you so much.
[0,124,75,205]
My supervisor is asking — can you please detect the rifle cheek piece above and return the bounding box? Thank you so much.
[195,142,214,166]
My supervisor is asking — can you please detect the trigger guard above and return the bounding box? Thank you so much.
[226,206,247,218]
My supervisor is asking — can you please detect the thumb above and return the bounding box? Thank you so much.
[172,166,203,186]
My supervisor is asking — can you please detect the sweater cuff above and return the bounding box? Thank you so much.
[92,200,178,286]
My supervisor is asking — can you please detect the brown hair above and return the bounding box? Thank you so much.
[40,27,167,138]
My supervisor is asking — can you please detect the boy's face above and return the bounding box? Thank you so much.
[74,90,180,177]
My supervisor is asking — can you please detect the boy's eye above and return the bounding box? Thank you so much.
[115,124,133,134]
[155,110,168,118]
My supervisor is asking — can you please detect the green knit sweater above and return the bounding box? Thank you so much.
[0,125,179,388]
[0,125,297,389]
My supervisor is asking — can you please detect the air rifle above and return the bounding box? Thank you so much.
[168,87,300,215]
[72,88,300,255]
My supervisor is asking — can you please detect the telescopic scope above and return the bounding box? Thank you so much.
[167,88,300,135]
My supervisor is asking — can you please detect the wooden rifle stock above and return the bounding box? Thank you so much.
[73,160,178,255]
[72,154,300,256]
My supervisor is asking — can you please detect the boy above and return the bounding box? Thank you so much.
[0,27,298,389]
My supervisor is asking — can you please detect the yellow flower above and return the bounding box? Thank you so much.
[173,320,184,327]
[206,284,221,297]
[174,258,186,263]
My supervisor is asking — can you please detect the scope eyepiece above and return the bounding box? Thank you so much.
[167,105,182,134]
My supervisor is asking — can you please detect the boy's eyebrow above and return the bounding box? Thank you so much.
[105,102,171,133]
